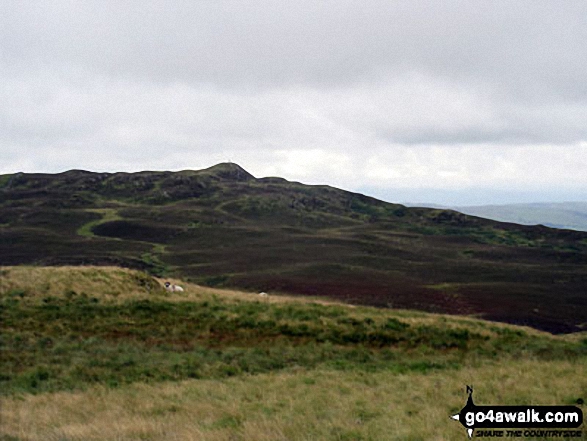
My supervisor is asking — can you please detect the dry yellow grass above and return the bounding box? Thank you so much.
[1,359,585,441]
[0,265,339,306]
[0,266,161,301]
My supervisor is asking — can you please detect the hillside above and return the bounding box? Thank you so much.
[1,266,585,440]
[1,163,587,333]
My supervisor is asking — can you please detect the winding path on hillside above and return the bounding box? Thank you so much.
[76,208,122,238]
[76,208,170,274]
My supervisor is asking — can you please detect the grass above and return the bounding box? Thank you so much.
[1,360,585,440]
[1,266,586,440]
[140,252,169,277]
[76,208,123,238]
[0,173,13,188]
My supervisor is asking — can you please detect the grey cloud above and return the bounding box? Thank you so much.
[2,1,586,96]
[3,0,586,146]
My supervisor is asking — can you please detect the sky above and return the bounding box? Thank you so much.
[1,1,586,206]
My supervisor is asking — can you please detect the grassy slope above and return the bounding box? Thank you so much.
[2,165,587,334]
[1,266,585,440]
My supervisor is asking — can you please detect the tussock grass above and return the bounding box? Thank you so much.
[1,360,585,440]
[0,266,165,301]
[0,265,342,306]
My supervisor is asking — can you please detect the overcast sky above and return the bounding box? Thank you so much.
[1,1,586,205]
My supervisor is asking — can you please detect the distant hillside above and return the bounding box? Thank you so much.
[1,163,587,333]
[404,202,587,232]
[453,202,587,232]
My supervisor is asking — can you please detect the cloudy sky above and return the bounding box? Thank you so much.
[1,1,586,205]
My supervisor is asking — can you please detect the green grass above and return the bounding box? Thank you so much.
[1,266,586,440]
[0,295,460,394]
[0,173,13,188]
[76,208,122,237]
[139,252,169,277]
[1,266,585,396]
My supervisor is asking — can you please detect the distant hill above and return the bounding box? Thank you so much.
[404,202,587,232]
[1,163,587,333]
[453,202,587,232]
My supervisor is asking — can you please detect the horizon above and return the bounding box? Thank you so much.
[3,162,586,208]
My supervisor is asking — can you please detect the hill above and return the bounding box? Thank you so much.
[453,202,587,232]
[1,266,585,440]
[1,163,587,333]
[404,201,587,232]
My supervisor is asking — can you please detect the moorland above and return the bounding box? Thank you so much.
[1,163,586,333]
